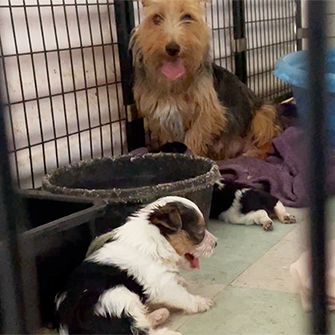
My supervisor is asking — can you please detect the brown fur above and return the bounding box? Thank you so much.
[245,104,282,159]
[131,0,281,160]
[149,202,205,256]
[168,231,195,256]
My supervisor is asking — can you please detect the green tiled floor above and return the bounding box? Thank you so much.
[167,207,335,334]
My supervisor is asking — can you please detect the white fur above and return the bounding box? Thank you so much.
[55,292,67,311]
[87,196,215,324]
[154,103,185,141]
[193,230,217,258]
[95,285,151,330]
[59,325,69,335]
[274,200,296,224]
[218,189,272,229]
[218,189,250,224]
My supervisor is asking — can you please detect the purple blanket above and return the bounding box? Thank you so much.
[131,127,335,208]
[218,127,307,207]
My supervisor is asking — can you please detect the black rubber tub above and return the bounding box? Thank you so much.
[19,190,106,328]
[42,153,220,232]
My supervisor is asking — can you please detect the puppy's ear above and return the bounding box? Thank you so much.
[149,204,182,236]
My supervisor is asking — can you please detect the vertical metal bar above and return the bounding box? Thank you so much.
[84,2,104,157]
[220,0,229,69]
[22,0,48,174]
[114,0,135,108]
[36,0,60,168]
[232,0,247,83]
[8,1,35,188]
[60,0,83,161]
[210,0,216,63]
[105,2,122,155]
[96,1,115,156]
[73,0,94,159]
[0,39,21,187]
[114,0,145,151]
[216,0,223,67]
[0,85,36,332]
[307,0,328,333]
[49,2,73,163]
[296,0,302,51]
[227,0,234,71]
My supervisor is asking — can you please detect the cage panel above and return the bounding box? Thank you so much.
[0,0,126,188]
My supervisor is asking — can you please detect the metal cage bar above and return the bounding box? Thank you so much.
[0,83,39,332]
[0,0,127,189]
[307,0,328,333]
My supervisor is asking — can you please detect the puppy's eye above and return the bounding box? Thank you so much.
[152,14,163,25]
[195,230,205,244]
[181,14,193,22]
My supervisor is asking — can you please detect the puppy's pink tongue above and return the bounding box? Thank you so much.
[185,253,200,269]
[161,59,186,81]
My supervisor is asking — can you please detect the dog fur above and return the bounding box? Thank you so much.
[130,0,281,160]
[210,180,296,231]
[56,196,217,334]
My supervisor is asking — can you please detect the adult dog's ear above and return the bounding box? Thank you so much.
[149,203,182,236]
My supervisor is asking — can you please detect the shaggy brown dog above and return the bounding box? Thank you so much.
[130,0,281,160]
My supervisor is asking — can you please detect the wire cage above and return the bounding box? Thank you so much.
[0,0,300,189]
[0,0,127,189]
[3,1,331,334]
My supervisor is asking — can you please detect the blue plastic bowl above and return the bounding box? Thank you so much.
[274,49,335,144]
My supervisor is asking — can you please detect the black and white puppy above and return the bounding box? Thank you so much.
[210,180,296,231]
[56,196,217,335]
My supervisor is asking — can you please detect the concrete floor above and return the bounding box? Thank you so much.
[166,205,335,335]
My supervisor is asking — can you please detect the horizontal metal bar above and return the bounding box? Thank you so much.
[245,39,297,52]
[1,43,118,58]
[245,16,295,24]
[0,2,114,7]
[7,118,126,153]
[3,81,122,105]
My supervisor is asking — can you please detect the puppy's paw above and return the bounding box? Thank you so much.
[188,296,214,314]
[149,308,170,327]
[176,276,188,288]
[150,327,182,335]
[282,214,296,224]
[262,220,273,231]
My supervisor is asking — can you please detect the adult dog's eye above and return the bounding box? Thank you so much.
[181,14,194,22]
[152,14,163,25]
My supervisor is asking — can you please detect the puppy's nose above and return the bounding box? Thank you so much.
[165,42,181,56]
[214,241,218,248]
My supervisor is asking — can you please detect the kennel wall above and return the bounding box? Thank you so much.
[0,0,301,189]
[0,0,330,334]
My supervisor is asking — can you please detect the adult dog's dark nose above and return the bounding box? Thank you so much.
[165,42,181,56]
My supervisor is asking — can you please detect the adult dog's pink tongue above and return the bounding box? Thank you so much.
[161,59,186,81]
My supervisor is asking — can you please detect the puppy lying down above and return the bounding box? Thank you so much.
[56,196,217,335]
[211,180,296,231]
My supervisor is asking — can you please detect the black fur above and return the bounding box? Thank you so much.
[56,261,147,334]
[240,189,278,214]
[210,180,279,220]
[156,142,188,154]
[212,64,298,134]
[212,64,262,137]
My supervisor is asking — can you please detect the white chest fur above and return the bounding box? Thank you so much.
[153,103,185,141]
